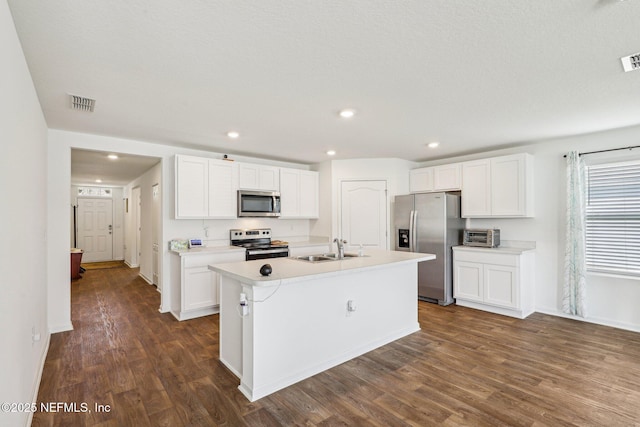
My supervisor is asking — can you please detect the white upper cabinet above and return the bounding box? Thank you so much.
[239,163,280,191]
[175,155,209,218]
[175,155,238,219]
[461,159,492,217]
[490,154,531,217]
[410,163,461,193]
[409,168,434,193]
[433,163,462,191]
[279,168,319,219]
[208,159,238,218]
[461,153,534,218]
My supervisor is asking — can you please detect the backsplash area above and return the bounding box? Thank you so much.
[170,218,315,247]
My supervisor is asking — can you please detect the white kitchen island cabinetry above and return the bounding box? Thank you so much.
[279,168,319,219]
[169,248,245,321]
[461,153,534,218]
[453,245,535,319]
[238,163,280,191]
[209,249,434,401]
[175,155,238,219]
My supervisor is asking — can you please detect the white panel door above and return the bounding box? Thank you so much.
[340,180,387,249]
[78,198,113,263]
[152,183,160,286]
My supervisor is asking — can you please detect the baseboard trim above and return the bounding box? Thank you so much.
[26,331,51,427]
[139,272,153,285]
[49,322,73,334]
[535,308,640,333]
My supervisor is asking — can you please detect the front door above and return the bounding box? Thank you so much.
[340,180,388,249]
[77,198,113,263]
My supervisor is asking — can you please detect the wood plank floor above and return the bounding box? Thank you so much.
[33,265,640,426]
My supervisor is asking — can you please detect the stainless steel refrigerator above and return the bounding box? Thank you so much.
[394,192,464,305]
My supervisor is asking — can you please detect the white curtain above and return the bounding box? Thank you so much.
[563,151,587,317]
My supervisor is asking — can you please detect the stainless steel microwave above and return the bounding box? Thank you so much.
[463,229,500,248]
[238,190,281,217]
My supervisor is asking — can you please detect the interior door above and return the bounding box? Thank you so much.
[340,180,388,249]
[152,183,160,287]
[129,186,141,268]
[77,198,113,263]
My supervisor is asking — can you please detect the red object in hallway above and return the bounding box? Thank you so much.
[70,248,83,280]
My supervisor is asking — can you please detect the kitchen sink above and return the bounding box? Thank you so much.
[294,252,368,262]
[294,255,335,262]
[321,252,359,259]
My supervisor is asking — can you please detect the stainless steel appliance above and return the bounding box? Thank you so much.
[463,229,500,248]
[238,190,281,217]
[230,228,289,260]
[394,192,464,305]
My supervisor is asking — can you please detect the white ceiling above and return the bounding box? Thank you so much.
[8,0,640,168]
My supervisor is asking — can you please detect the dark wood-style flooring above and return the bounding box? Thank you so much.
[32,265,640,426]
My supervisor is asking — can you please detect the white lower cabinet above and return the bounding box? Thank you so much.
[453,246,535,319]
[170,250,245,321]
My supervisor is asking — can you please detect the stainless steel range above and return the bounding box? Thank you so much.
[230,228,289,261]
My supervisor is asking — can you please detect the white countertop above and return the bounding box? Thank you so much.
[170,246,245,256]
[453,245,535,255]
[209,249,435,287]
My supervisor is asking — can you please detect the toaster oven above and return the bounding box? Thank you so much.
[463,229,500,248]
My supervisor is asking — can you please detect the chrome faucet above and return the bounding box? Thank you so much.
[333,238,347,259]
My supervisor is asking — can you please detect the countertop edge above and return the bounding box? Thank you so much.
[170,246,246,256]
[452,245,536,254]
[209,251,435,287]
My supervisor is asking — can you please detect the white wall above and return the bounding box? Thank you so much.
[317,158,417,249]
[0,1,49,425]
[124,164,162,281]
[419,124,640,332]
[47,129,316,330]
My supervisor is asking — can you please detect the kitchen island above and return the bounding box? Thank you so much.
[208,249,435,401]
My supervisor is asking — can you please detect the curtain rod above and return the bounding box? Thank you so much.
[563,145,640,158]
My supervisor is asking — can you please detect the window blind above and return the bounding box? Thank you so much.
[585,161,640,276]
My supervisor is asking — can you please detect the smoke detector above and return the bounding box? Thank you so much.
[69,94,96,112]
[621,52,640,72]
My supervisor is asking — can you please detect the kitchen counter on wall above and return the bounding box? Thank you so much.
[452,243,536,255]
[209,249,435,401]
[170,246,245,256]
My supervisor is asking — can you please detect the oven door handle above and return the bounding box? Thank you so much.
[247,248,289,256]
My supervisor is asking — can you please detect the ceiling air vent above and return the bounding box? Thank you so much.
[69,94,96,112]
[621,52,640,72]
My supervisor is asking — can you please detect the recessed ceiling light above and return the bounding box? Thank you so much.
[327,150,336,156]
[338,109,356,119]
[428,142,440,148]
[95,179,102,183]
[107,154,118,160]
[227,131,240,139]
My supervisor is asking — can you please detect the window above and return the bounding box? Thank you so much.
[77,187,112,197]
[585,160,640,277]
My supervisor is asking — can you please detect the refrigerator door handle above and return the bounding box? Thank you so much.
[412,210,418,252]
[408,210,414,251]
